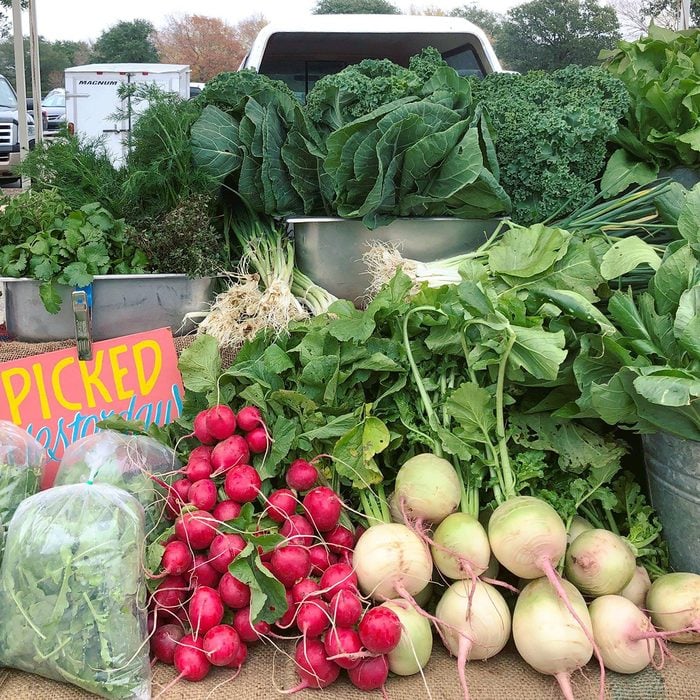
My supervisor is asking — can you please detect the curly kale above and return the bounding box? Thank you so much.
[199,69,296,115]
[304,47,448,133]
[471,65,630,225]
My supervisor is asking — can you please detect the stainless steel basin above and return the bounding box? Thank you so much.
[288,216,501,303]
[1,274,217,342]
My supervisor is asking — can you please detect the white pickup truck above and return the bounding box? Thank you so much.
[241,14,502,101]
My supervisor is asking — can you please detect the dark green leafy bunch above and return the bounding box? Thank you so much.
[120,85,217,222]
[601,25,700,181]
[471,65,630,225]
[129,194,231,277]
[198,69,297,113]
[0,189,69,247]
[304,47,448,133]
[16,135,124,217]
[0,202,149,313]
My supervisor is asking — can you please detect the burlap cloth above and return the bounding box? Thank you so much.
[1,339,699,698]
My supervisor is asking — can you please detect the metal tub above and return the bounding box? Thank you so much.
[1,274,217,342]
[288,216,502,303]
[643,432,700,573]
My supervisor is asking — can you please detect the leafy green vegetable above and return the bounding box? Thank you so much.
[0,465,41,526]
[0,484,150,699]
[470,65,629,224]
[601,25,700,176]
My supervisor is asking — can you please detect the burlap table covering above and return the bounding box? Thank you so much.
[0,642,698,699]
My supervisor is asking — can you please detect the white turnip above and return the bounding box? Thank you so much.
[567,515,594,545]
[565,529,635,597]
[513,577,593,700]
[431,512,490,580]
[381,600,433,676]
[393,453,462,525]
[353,523,432,601]
[619,565,651,608]
[646,572,700,644]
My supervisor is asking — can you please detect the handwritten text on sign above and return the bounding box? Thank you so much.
[0,328,184,463]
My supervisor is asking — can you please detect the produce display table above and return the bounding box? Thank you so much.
[0,644,698,699]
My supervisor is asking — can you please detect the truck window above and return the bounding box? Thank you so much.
[263,59,346,101]
[442,45,485,78]
[0,77,17,109]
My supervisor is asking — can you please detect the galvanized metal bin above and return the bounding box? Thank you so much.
[288,216,501,303]
[1,275,217,342]
[643,432,700,574]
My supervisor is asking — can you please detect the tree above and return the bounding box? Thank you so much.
[156,15,241,81]
[450,3,504,43]
[641,0,699,26]
[233,13,269,49]
[90,19,159,63]
[497,0,621,72]
[312,0,400,14]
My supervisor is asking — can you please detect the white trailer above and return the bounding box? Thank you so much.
[64,63,190,165]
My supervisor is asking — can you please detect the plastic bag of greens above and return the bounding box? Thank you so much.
[0,420,46,524]
[55,430,179,539]
[0,483,150,699]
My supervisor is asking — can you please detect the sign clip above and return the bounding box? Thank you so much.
[72,289,93,361]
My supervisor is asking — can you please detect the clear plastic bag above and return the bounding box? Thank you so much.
[0,420,47,524]
[0,483,150,699]
[54,430,179,539]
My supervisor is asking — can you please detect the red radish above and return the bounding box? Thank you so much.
[185,459,213,483]
[160,540,194,577]
[270,546,311,588]
[324,626,363,669]
[358,606,402,654]
[325,524,354,555]
[304,487,342,533]
[153,575,189,610]
[348,655,389,691]
[206,404,237,441]
[212,499,242,522]
[292,578,321,604]
[297,599,331,637]
[189,554,221,589]
[281,514,315,547]
[194,410,216,446]
[233,607,271,643]
[320,563,358,600]
[174,634,211,681]
[203,624,241,666]
[237,405,263,432]
[191,444,213,460]
[309,544,336,575]
[172,478,192,502]
[151,624,185,665]
[212,435,250,472]
[224,465,261,503]
[286,459,318,492]
[209,533,246,573]
[175,510,217,550]
[354,525,366,545]
[150,605,187,629]
[292,638,340,690]
[227,641,248,669]
[189,479,218,511]
[148,611,156,636]
[267,488,298,523]
[330,589,363,627]
[218,573,251,609]
[246,427,270,454]
[189,586,225,636]
[277,590,297,629]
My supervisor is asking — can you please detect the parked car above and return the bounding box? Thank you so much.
[0,73,35,185]
[189,81,205,98]
[42,87,66,137]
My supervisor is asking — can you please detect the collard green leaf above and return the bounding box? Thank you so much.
[178,334,221,394]
[508,326,567,381]
[633,369,700,407]
[651,243,698,315]
[678,183,700,246]
[488,225,570,279]
[600,149,658,196]
[445,383,495,441]
[600,237,662,280]
[191,105,242,180]
[332,416,387,488]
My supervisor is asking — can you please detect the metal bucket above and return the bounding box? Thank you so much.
[643,432,700,573]
[1,275,218,342]
[288,216,501,304]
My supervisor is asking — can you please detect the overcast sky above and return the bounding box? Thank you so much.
[30,0,524,42]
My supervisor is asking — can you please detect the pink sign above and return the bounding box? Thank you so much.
[0,328,183,484]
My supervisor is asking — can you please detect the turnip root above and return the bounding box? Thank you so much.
[565,529,635,597]
[381,600,433,676]
[567,515,594,545]
[589,595,658,673]
[435,579,511,700]
[513,577,593,700]
[392,454,461,525]
[619,566,651,608]
[353,523,432,601]
[431,512,490,580]
[646,572,700,644]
